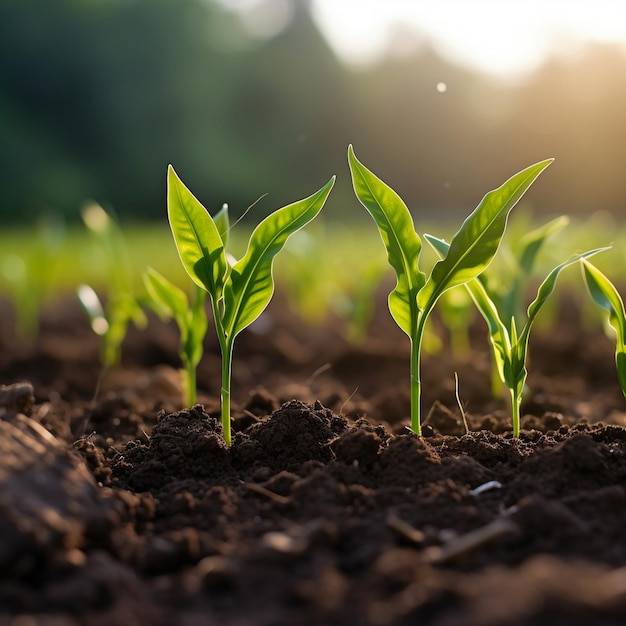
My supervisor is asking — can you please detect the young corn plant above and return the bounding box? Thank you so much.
[348,144,553,435]
[580,258,626,401]
[78,202,146,368]
[143,268,209,407]
[427,235,607,437]
[477,214,570,396]
[167,165,335,445]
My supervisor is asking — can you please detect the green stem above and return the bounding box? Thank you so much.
[184,358,197,406]
[510,385,522,438]
[211,297,234,446]
[410,334,421,435]
[221,338,234,446]
[410,309,430,436]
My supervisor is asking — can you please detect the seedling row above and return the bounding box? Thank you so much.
[2,146,626,442]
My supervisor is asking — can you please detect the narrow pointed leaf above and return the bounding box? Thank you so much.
[581,258,626,344]
[518,215,569,274]
[222,177,335,338]
[214,203,230,248]
[425,233,509,380]
[167,165,227,300]
[525,248,608,334]
[188,285,208,366]
[581,259,626,396]
[348,145,425,336]
[143,266,189,327]
[417,159,554,311]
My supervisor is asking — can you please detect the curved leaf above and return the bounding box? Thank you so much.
[581,258,626,397]
[348,145,424,336]
[425,233,509,381]
[581,258,626,344]
[143,266,189,327]
[222,177,335,338]
[517,215,569,275]
[214,203,230,248]
[167,165,227,300]
[417,159,554,311]
[520,248,608,349]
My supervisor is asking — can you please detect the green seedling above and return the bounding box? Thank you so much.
[478,214,570,396]
[428,235,606,437]
[78,202,146,368]
[580,258,626,400]
[167,166,335,445]
[143,268,209,406]
[348,144,553,435]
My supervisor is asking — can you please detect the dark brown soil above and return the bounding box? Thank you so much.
[2,292,626,625]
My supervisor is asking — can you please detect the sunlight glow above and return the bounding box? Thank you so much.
[310,0,626,76]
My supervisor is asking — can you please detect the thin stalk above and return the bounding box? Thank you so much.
[410,308,431,436]
[410,335,422,435]
[184,358,197,406]
[510,385,522,438]
[220,339,234,446]
[211,295,233,445]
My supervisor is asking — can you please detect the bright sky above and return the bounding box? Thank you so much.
[309,0,626,76]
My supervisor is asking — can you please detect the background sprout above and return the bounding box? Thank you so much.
[428,234,607,437]
[143,268,208,407]
[78,202,146,368]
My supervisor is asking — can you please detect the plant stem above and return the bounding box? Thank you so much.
[184,359,197,406]
[409,335,422,436]
[410,309,431,436]
[510,386,522,438]
[220,339,234,446]
[211,296,234,446]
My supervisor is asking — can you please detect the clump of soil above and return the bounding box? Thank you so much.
[1,295,626,625]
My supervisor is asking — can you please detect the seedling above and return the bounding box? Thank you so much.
[580,258,626,400]
[348,144,552,435]
[478,214,570,396]
[428,235,606,436]
[78,202,146,368]
[167,166,335,445]
[143,268,209,406]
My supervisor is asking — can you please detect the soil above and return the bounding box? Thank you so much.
[2,290,626,625]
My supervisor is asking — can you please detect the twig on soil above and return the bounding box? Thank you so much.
[469,480,503,496]
[386,514,425,545]
[423,518,518,564]
[454,372,470,434]
[305,363,332,385]
[244,482,290,505]
[339,387,359,415]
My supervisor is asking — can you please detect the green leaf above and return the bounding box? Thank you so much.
[348,145,425,336]
[214,203,230,248]
[581,258,626,398]
[143,266,189,328]
[581,258,626,343]
[517,215,569,275]
[425,234,509,381]
[167,165,227,300]
[188,285,208,366]
[525,248,607,333]
[222,177,335,338]
[417,159,554,311]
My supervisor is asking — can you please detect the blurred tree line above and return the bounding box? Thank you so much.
[1,0,626,225]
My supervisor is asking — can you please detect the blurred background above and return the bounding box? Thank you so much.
[1,0,626,225]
